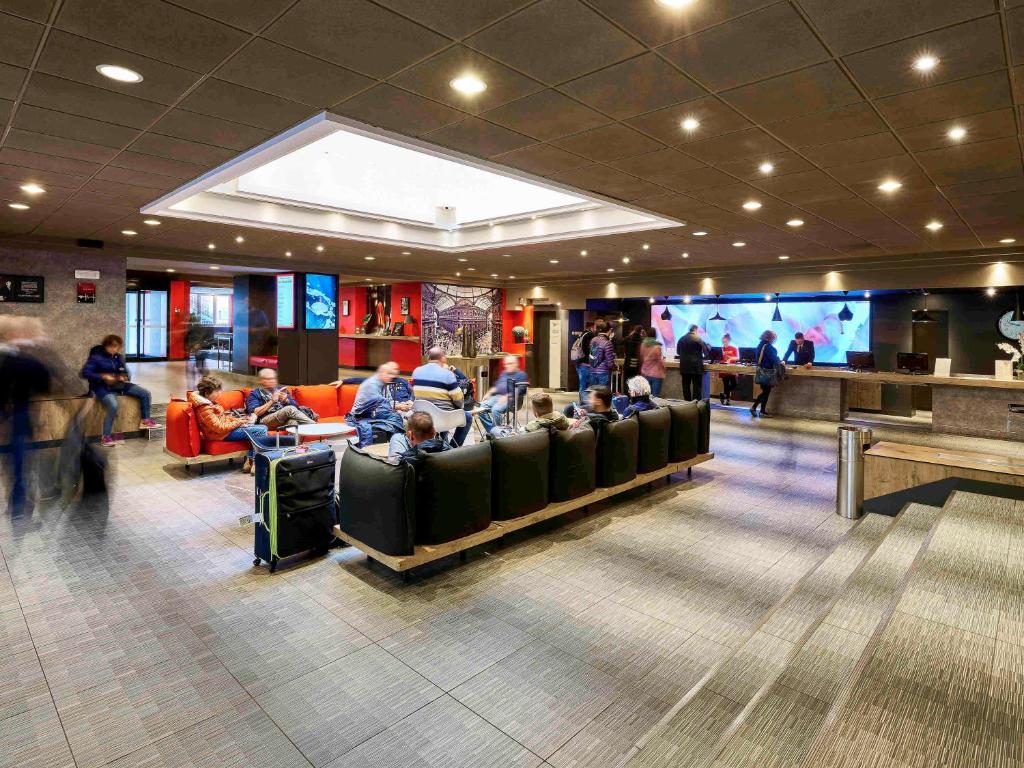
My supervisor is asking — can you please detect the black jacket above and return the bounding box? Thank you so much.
[676,332,710,375]
[783,339,815,365]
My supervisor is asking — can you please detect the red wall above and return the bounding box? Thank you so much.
[168,279,189,360]
[337,283,423,373]
[501,293,533,367]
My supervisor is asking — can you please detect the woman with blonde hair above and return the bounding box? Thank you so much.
[751,329,782,418]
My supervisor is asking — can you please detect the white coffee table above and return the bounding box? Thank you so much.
[284,422,358,486]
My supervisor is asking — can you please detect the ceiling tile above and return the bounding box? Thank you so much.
[55,0,248,71]
[721,62,860,125]
[333,84,464,136]
[218,39,373,107]
[35,31,203,106]
[0,0,56,22]
[0,146,99,178]
[95,164,178,191]
[0,12,43,67]
[559,53,705,120]
[484,89,609,141]
[874,71,1012,129]
[109,150,207,181]
[266,0,449,79]
[654,166,738,193]
[827,154,933,196]
[375,0,531,39]
[752,169,852,200]
[168,0,296,32]
[630,193,713,222]
[0,98,11,124]
[179,79,313,131]
[610,149,706,184]
[687,181,768,210]
[465,0,645,84]
[714,150,816,179]
[128,133,237,167]
[658,3,828,91]
[1008,7,1024,66]
[682,127,788,164]
[626,97,751,146]
[13,105,139,149]
[0,61,25,101]
[800,132,904,167]
[897,108,1016,153]
[843,16,1005,99]
[391,45,544,115]
[797,0,993,56]
[548,164,668,202]
[0,161,88,189]
[585,0,777,48]
[424,116,535,157]
[803,198,921,249]
[5,128,120,164]
[554,123,662,161]
[150,109,272,151]
[768,102,886,147]
[22,73,167,129]
[942,175,1024,200]
[914,137,1023,186]
[492,143,590,176]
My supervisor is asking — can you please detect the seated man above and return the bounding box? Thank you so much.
[524,392,570,433]
[343,361,410,447]
[388,411,450,468]
[412,346,470,446]
[578,385,620,433]
[245,368,316,429]
[478,355,529,433]
[621,375,658,418]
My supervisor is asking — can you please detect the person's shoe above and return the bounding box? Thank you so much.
[718,393,726,405]
[749,406,758,417]
[241,458,252,473]
[725,398,731,406]
[112,433,126,444]
[139,418,160,429]
[101,435,116,448]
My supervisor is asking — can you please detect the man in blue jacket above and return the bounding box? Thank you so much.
[245,368,315,429]
[80,334,157,447]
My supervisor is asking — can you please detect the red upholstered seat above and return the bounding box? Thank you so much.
[200,439,250,456]
[164,399,200,458]
[338,380,363,416]
[249,355,278,368]
[292,385,340,418]
[318,415,347,424]
[212,389,245,411]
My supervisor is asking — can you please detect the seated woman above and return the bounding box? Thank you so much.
[188,375,296,473]
[622,375,659,418]
[80,334,159,447]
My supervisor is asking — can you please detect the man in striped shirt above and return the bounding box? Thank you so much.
[412,347,470,446]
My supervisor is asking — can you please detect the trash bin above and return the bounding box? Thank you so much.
[836,425,872,519]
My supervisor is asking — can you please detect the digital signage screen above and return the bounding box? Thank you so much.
[304,273,337,330]
[276,273,295,329]
[651,299,870,365]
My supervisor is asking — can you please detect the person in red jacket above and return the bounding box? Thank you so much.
[719,333,739,406]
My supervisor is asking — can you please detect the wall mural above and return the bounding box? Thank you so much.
[421,284,502,358]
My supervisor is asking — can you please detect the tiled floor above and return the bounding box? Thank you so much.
[1,409,1022,767]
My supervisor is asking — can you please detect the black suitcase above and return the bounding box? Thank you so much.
[253,443,336,572]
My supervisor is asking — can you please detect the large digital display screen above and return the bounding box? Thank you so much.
[304,273,337,330]
[651,300,871,365]
[276,273,295,329]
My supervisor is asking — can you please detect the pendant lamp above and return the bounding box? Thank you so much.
[660,303,671,321]
[913,290,935,323]
[837,291,854,322]
[709,295,726,322]
[771,292,782,323]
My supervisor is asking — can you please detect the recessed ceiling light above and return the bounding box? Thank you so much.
[121,229,137,235]
[210,265,220,270]
[758,162,774,174]
[693,231,707,236]
[455,271,461,276]
[509,275,516,279]
[947,126,966,141]
[450,74,487,95]
[8,202,29,210]
[549,259,559,264]
[681,252,689,258]
[316,245,324,252]
[401,251,411,255]
[764,294,772,301]
[458,257,467,262]
[732,241,745,247]
[580,250,588,256]
[878,179,902,193]
[502,253,511,257]
[235,235,244,243]
[925,221,943,231]
[864,291,871,298]
[285,251,292,257]
[1000,238,1016,244]
[364,278,371,281]
[207,243,216,250]
[786,219,804,227]
[778,255,790,260]
[606,268,615,272]
[364,256,375,260]
[657,0,697,7]
[913,54,939,72]
[143,218,160,226]
[642,243,650,250]
[165,268,175,273]
[622,257,630,264]
[467,267,476,271]
[681,117,700,132]
[490,273,498,277]
[742,200,762,211]
[987,287,997,297]
[96,64,143,83]
[19,183,44,195]
[683,296,692,303]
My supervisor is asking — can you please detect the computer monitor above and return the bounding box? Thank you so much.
[738,347,757,363]
[846,351,876,370]
[897,352,929,373]
[708,346,724,362]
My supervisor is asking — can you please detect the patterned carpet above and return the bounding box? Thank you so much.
[0,409,1021,767]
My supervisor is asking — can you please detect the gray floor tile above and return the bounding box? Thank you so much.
[0,702,76,768]
[0,649,50,721]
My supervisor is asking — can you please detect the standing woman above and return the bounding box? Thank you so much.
[623,325,645,380]
[751,329,782,417]
[640,329,666,396]
[719,333,739,406]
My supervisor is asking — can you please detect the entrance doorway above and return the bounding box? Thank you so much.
[125,289,168,360]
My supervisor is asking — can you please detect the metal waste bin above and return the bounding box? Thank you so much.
[836,425,872,519]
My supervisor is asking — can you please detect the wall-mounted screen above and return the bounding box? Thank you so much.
[651,300,871,365]
[304,273,337,330]
[276,273,295,329]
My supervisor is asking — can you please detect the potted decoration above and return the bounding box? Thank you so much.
[511,325,529,343]
[996,332,1024,378]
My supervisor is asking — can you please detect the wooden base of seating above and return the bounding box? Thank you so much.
[162,446,247,468]
[864,441,1024,499]
[335,452,714,573]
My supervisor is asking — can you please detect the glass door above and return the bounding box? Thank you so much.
[124,290,168,360]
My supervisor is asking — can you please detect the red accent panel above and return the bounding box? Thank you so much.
[501,292,533,368]
[249,355,278,369]
[168,280,189,360]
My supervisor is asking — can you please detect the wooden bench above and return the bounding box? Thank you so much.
[334,452,714,574]
[864,441,1024,499]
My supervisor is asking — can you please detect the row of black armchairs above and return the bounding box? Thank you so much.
[337,400,710,558]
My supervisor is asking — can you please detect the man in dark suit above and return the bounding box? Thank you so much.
[783,332,815,368]
[676,325,710,401]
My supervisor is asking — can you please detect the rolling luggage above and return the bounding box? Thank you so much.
[253,443,336,572]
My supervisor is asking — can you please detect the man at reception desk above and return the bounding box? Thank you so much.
[783,332,815,368]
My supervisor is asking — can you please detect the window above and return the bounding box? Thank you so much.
[189,286,232,326]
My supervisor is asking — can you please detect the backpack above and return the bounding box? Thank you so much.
[570,334,586,363]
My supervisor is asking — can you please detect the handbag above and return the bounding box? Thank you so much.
[754,345,785,387]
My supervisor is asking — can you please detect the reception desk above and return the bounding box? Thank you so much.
[660,363,1024,441]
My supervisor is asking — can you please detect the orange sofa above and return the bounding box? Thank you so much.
[164,378,365,468]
